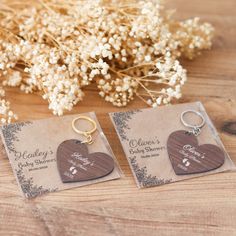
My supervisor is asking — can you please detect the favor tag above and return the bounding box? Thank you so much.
[57,140,114,182]
[167,130,225,175]
[110,102,235,188]
[0,113,121,198]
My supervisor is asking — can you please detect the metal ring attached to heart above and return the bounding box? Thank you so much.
[57,139,115,183]
[167,130,225,175]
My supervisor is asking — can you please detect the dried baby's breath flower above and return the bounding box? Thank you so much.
[0,86,17,124]
[0,0,214,122]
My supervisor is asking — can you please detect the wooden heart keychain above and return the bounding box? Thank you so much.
[167,110,225,175]
[57,116,114,183]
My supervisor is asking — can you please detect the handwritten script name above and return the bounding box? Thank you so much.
[178,144,205,167]
[69,152,94,171]
[14,148,53,161]
[129,137,160,148]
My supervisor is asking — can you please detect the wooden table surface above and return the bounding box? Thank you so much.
[1,0,236,235]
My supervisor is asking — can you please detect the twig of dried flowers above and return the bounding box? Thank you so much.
[0,0,214,123]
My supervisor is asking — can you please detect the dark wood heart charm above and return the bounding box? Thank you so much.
[167,130,225,175]
[57,139,114,183]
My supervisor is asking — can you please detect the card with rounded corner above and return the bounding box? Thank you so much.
[110,102,235,188]
[0,112,121,198]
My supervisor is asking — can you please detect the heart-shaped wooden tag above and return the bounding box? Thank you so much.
[57,139,114,183]
[167,130,225,175]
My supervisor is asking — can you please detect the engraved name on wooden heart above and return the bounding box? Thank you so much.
[167,130,225,175]
[57,139,114,183]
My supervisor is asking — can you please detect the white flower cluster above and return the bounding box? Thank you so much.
[0,86,17,124]
[0,0,214,121]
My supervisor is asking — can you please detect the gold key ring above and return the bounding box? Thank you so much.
[72,116,97,144]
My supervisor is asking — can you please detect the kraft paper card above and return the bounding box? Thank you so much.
[0,113,121,198]
[110,102,235,188]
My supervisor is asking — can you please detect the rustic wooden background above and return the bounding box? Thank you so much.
[1,0,236,235]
